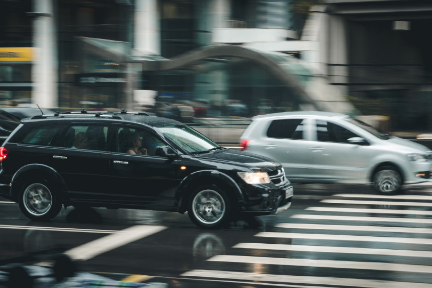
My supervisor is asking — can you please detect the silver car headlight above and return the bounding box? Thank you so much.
[407,153,428,162]
[237,172,271,184]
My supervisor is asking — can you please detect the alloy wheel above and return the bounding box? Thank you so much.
[192,189,226,225]
[23,183,53,216]
[375,169,401,194]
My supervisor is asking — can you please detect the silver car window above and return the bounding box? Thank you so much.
[316,120,359,143]
[267,119,305,140]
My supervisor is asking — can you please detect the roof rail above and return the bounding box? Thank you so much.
[113,110,150,116]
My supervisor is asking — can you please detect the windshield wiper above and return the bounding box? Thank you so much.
[192,147,224,155]
[208,146,225,152]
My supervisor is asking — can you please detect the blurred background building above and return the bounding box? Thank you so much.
[1,0,432,132]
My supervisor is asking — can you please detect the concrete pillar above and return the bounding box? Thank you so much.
[134,0,160,54]
[32,0,57,108]
[212,0,230,29]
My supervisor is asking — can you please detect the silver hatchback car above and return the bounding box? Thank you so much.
[240,112,432,194]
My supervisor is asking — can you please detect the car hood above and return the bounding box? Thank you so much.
[386,136,430,153]
[196,149,281,171]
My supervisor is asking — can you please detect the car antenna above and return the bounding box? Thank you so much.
[36,104,44,116]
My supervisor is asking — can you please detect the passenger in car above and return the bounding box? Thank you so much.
[72,132,88,149]
[127,132,148,155]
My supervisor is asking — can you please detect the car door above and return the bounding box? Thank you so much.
[259,117,319,181]
[310,119,370,182]
[109,125,182,209]
[49,123,115,202]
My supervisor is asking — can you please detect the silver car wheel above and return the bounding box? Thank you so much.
[374,170,401,193]
[192,189,226,225]
[23,183,53,216]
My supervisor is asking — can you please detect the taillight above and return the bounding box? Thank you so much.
[240,140,250,151]
[0,147,9,161]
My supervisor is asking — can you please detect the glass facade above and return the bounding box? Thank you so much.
[57,0,128,109]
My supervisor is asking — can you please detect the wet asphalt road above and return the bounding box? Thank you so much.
[1,183,432,288]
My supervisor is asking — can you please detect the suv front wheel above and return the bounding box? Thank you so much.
[188,184,231,229]
[19,180,62,221]
[373,166,402,194]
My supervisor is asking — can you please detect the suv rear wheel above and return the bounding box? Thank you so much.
[19,180,62,221]
[188,184,231,229]
[373,166,402,194]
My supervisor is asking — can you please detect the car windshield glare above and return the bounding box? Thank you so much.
[159,125,219,153]
[347,118,389,140]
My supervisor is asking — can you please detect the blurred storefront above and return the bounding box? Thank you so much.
[0,0,33,106]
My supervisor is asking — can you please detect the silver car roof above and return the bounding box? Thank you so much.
[253,111,348,120]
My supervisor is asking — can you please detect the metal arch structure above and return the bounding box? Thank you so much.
[79,37,355,113]
[140,45,321,111]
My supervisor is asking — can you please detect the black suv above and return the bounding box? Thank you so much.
[0,111,293,228]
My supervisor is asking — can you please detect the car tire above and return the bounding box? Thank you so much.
[373,166,402,194]
[188,184,231,229]
[18,179,62,221]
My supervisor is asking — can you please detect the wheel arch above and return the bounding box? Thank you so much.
[11,164,69,203]
[369,161,405,184]
[176,170,244,214]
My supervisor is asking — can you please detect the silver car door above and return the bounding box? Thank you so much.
[260,117,318,181]
[311,119,370,182]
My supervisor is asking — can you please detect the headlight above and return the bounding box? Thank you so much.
[237,172,271,184]
[407,153,428,162]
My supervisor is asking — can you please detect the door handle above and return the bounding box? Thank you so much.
[53,155,67,160]
[265,144,276,149]
[309,147,324,152]
[113,160,128,165]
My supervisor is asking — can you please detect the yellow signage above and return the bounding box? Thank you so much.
[0,48,34,62]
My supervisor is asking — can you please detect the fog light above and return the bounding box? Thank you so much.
[417,173,426,177]
[180,166,186,170]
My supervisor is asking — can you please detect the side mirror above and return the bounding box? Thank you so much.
[155,146,177,158]
[348,137,368,145]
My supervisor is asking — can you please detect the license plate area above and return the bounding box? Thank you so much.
[285,186,293,198]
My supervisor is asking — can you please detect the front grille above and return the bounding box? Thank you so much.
[268,169,286,185]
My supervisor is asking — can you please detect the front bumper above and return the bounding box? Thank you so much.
[405,161,432,184]
[240,184,293,216]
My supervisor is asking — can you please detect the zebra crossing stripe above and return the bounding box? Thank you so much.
[234,243,432,258]
[181,270,432,288]
[291,214,432,224]
[276,223,432,234]
[306,207,432,215]
[256,232,432,245]
[322,199,432,207]
[208,255,432,274]
[333,194,432,200]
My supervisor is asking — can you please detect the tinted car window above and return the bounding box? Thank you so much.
[19,126,62,146]
[267,119,305,140]
[116,127,164,156]
[64,125,109,151]
[316,120,358,143]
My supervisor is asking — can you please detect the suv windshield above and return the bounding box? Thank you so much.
[347,118,390,140]
[159,125,219,153]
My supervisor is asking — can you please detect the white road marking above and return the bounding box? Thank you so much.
[322,199,432,207]
[306,207,432,215]
[256,232,432,245]
[208,255,432,274]
[234,243,432,258]
[0,224,115,233]
[334,194,432,200]
[0,201,14,204]
[276,223,432,234]
[291,214,432,224]
[65,225,166,261]
[182,270,432,288]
